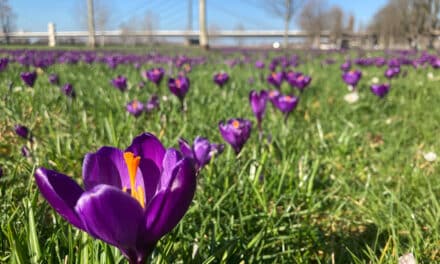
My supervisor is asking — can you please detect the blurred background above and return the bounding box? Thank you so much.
[1,0,439,50]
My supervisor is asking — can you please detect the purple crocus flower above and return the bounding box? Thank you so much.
[340,60,351,72]
[168,76,190,102]
[384,67,400,79]
[249,90,268,133]
[20,71,37,87]
[272,94,299,115]
[0,57,9,71]
[213,72,229,87]
[370,83,390,98]
[287,72,312,91]
[126,100,144,117]
[112,75,128,91]
[14,125,29,139]
[144,68,165,85]
[146,95,160,112]
[267,72,284,88]
[48,73,59,85]
[34,133,196,263]
[179,137,224,170]
[61,83,76,98]
[342,70,362,87]
[255,60,265,69]
[218,118,252,154]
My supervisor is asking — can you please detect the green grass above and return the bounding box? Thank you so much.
[0,48,439,263]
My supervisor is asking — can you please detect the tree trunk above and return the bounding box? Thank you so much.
[284,19,289,49]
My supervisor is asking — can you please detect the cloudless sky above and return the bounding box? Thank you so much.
[11,0,388,32]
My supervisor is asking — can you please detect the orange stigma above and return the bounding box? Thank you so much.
[132,100,139,110]
[232,120,240,128]
[285,96,294,102]
[123,152,145,208]
[297,75,304,81]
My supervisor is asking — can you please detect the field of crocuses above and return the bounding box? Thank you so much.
[0,47,439,263]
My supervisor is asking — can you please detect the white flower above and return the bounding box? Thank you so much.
[371,77,379,84]
[398,253,416,264]
[347,85,354,91]
[344,92,359,104]
[423,152,437,162]
[427,72,434,80]
[161,95,168,101]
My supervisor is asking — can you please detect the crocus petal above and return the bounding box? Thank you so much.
[82,147,126,190]
[160,148,182,185]
[178,138,194,159]
[145,158,196,243]
[138,158,161,204]
[75,185,146,251]
[193,137,211,167]
[126,133,166,170]
[34,167,85,230]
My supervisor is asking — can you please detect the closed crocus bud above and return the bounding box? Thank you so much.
[218,118,252,155]
[168,76,190,101]
[20,71,37,87]
[14,125,29,139]
[272,94,299,114]
[61,83,76,98]
[111,75,127,91]
[287,72,312,91]
[126,99,144,117]
[249,90,268,124]
[370,83,390,98]
[342,69,362,87]
[48,73,59,85]
[213,72,229,87]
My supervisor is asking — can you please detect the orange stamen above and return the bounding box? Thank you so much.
[123,152,145,208]
[232,120,240,128]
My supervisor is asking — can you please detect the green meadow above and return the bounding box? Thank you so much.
[0,47,439,263]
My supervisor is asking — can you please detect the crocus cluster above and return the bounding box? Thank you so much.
[34,133,196,263]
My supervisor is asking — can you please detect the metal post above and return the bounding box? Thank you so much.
[87,0,96,48]
[199,0,208,49]
[48,22,56,47]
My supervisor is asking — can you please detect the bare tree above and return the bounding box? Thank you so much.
[297,0,328,47]
[264,0,303,48]
[143,10,158,45]
[369,0,440,49]
[234,23,245,47]
[0,0,15,44]
[76,0,110,46]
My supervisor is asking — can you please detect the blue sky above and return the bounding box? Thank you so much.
[11,0,388,32]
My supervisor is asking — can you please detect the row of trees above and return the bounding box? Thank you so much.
[368,0,440,49]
